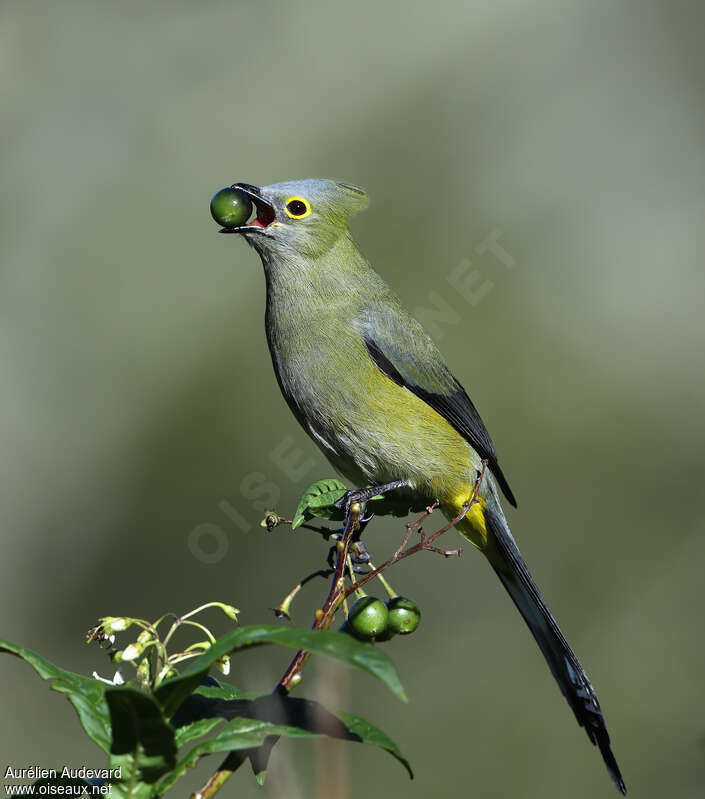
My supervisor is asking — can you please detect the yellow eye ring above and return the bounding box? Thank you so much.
[285,196,311,219]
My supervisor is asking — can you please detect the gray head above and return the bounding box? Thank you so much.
[220,179,369,258]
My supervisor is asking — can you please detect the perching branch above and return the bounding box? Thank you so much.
[192,463,487,799]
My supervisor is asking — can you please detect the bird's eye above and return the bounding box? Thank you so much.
[285,197,311,219]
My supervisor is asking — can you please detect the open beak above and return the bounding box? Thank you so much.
[218,183,276,235]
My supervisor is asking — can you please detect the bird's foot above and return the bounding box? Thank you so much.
[333,480,410,514]
[351,540,371,564]
[342,540,374,574]
[328,532,375,572]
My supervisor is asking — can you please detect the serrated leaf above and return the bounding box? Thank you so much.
[105,688,177,782]
[154,626,406,717]
[0,639,111,753]
[292,478,348,529]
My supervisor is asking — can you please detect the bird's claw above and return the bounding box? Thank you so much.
[333,480,410,513]
[351,540,371,564]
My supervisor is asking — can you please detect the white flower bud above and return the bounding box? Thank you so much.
[118,643,142,662]
[100,617,132,634]
[216,655,231,675]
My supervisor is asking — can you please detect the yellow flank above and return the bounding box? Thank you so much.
[446,493,489,551]
[352,360,471,479]
[330,354,491,552]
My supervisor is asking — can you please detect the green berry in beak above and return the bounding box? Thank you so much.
[387,596,421,635]
[348,596,389,640]
[210,187,253,228]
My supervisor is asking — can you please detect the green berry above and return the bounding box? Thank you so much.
[348,596,389,640]
[210,187,253,228]
[372,625,396,642]
[387,596,421,635]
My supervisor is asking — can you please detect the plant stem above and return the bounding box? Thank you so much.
[192,464,487,799]
[178,619,216,642]
[191,504,362,799]
[190,762,234,799]
[371,567,397,599]
[342,462,486,600]
[276,503,362,692]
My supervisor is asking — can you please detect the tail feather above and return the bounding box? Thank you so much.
[484,507,626,795]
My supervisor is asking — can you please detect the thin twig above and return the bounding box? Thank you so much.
[343,462,486,601]
[276,503,362,692]
[191,504,363,799]
[192,463,487,799]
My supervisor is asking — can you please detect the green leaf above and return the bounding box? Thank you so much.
[154,717,313,794]
[335,710,413,778]
[367,494,429,518]
[154,626,406,716]
[104,757,154,799]
[307,489,347,508]
[173,717,223,748]
[290,477,428,527]
[178,693,360,739]
[105,688,177,782]
[160,708,404,795]
[292,478,348,528]
[192,692,414,778]
[161,694,412,792]
[195,682,249,701]
[0,639,111,753]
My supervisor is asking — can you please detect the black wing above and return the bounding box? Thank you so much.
[358,306,516,507]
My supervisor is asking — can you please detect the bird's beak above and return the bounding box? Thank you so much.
[218,183,277,235]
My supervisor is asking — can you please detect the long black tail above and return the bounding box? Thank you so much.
[484,507,626,794]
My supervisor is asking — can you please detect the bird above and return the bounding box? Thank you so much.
[219,178,626,794]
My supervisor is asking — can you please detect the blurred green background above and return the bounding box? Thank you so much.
[2,1,704,796]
